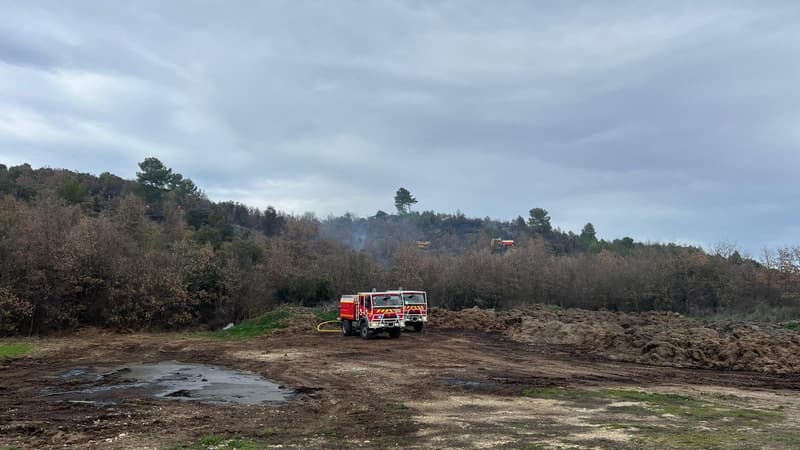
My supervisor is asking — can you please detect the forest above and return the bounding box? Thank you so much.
[1,159,799,335]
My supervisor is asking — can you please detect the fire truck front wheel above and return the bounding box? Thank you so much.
[412,322,424,332]
[341,319,353,336]
[359,321,371,340]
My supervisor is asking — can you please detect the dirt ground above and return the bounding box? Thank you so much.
[2,310,800,449]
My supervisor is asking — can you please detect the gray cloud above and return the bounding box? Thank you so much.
[1,0,799,253]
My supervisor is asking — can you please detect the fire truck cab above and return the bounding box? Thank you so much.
[339,291,404,339]
[386,289,428,332]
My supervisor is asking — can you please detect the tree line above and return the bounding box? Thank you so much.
[1,160,798,335]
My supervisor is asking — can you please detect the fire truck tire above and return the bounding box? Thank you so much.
[359,321,371,340]
[388,328,401,339]
[412,322,424,332]
[341,319,353,336]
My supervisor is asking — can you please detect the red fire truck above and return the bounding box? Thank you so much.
[490,238,515,252]
[339,291,404,339]
[385,290,428,332]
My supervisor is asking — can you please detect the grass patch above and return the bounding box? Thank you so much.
[641,429,800,449]
[171,434,267,450]
[604,389,693,404]
[605,404,654,415]
[198,435,224,446]
[521,387,695,405]
[514,444,550,450]
[387,401,409,411]
[320,430,340,438]
[523,387,788,449]
[673,431,747,447]
[606,422,628,430]
[212,306,339,339]
[783,321,799,331]
[213,309,291,339]
[314,308,339,322]
[0,343,33,359]
[521,386,607,404]
[522,387,781,423]
[222,438,261,450]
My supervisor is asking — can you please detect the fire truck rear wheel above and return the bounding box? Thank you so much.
[359,321,370,340]
[412,322,424,332]
[341,319,353,336]
[388,328,401,339]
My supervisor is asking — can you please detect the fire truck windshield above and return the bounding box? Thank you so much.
[373,295,402,307]
[402,293,426,304]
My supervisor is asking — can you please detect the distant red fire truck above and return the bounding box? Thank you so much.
[339,291,405,339]
[490,238,515,252]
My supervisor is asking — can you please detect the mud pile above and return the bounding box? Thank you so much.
[429,306,800,374]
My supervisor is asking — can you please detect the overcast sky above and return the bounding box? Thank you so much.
[1,1,798,253]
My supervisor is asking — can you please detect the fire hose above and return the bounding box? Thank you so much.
[316,320,341,333]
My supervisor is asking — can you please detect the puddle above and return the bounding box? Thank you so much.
[438,378,493,390]
[43,361,294,407]
[59,368,98,380]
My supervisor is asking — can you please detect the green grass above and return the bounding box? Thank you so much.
[387,401,409,411]
[522,387,789,449]
[523,387,782,424]
[221,438,261,450]
[0,343,33,359]
[783,321,799,331]
[606,422,628,430]
[513,445,550,450]
[213,310,291,339]
[313,307,339,322]
[641,429,800,449]
[210,306,339,339]
[642,430,739,448]
[170,433,268,450]
[198,435,224,446]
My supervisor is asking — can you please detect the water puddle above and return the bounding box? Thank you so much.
[43,361,294,407]
[438,378,494,391]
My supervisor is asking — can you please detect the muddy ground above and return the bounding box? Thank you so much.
[2,309,800,449]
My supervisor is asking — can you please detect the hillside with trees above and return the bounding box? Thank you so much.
[1,159,799,335]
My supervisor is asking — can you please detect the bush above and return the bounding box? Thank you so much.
[276,275,335,307]
[0,288,32,335]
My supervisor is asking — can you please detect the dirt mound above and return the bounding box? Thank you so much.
[272,307,323,335]
[429,306,800,374]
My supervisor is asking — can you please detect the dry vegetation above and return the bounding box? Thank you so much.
[2,160,800,337]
